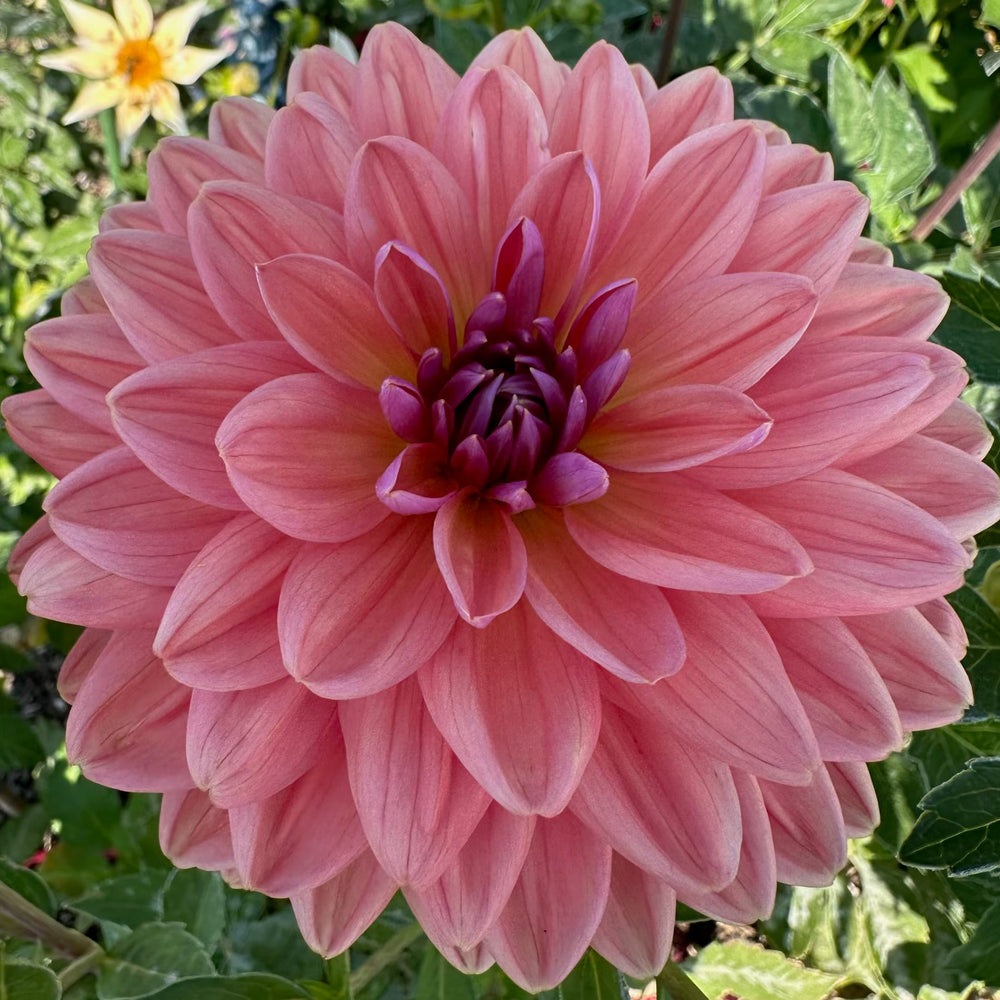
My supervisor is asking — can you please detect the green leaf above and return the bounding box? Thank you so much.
[35,762,122,853]
[414,948,477,1000]
[947,585,1000,649]
[753,31,833,82]
[892,45,956,113]
[933,274,1000,386]
[73,872,168,929]
[136,974,312,1000]
[685,940,839,1000]
[161,870,224,952]
[558,950,626,1000]
[0,858,57,918]
[982,0,1000,27]
[321,954,351,1000]
[225,908,324,982]
[773,0,865,30]
[0,805,49,865]
[0,715,44,770]
[828,54,876,167]
[943,897,1000,983]
[965,649,1000,719]
[736,85,830,148]
[899,757,1000,875]
[97,923,216,999]
[0,961,61,1000]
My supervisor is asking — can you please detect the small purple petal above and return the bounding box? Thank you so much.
[465,293,507,337]
[557,385,588,452]
[486,420,514,473]
[380,378,431,442]
[530,369,567,426]
[451,435,490,488]
[582,349,631,415]
[531,452,609,507]
[417,348,446,397]
[376,443,457,514]
[508,408,546,480]
[553,346,578,393]
[493,217,545,331]
[484,480,536,513]
[457,374,504,440]
[440,363,489,408]
[567,279,637,378]
[431,399,454,451]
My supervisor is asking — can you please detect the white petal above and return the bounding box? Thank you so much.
[39,43,118,78]
[115,91,153,148]
[153,1,209,56]
[162,45,227,85]
[148,80,186,133]
[62,77,128,123]
[59,0,123,45]
[113,0,154,39]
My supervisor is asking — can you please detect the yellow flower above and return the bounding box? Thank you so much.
[40,0,228,149]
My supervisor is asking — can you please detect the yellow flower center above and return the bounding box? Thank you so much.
[116,39,163,89]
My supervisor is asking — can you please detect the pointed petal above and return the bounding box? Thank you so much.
[921,400,993,459]
[61,276,108,314]
[469,27,567,121]
[60,0,123,44]
[151,0,207,52]
[827,761,879,838]
[646,67,733,167]
[762,143,833,197]
[98,200,162,234]
[160,788,234,870]
[62,77,128,124]
[113,0,153,38]
[58,628,111,703]
[39,43,117,77]
[208,96,274,159]
[162,45,226,84]
[287,45,355,114]
[419,602,601,816]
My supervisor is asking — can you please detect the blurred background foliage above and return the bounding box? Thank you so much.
[4,0,1000,998]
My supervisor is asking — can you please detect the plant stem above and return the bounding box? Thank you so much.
[0,881,101,964]
[656,961,712,1000]
[98,108,125,193]
[655,0,687,86]
[910,116,1000,242]
[348,922,424,994]
[58,947,104,990]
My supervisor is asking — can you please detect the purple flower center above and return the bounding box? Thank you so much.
[376,218,635,515]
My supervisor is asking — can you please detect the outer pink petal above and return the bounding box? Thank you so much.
[61,276,107,315]
[2,389,117,478]
[66,629,192,792]
[419,602,601,816]
[345,137,489,323]
[744,470,970,617]
[257,253,413,388]
[850,236,893,265]
[486,811,611,993]
[7,516,53,588]
[434,66,549,254]
[24,314,143,433]
[605,592,821,783]
[373,243,454,356]
[208,96,275,159]
[759,767,848,886]
[520,508,686,683]
[921,399,993,459]
[287,45,354,114]
[147,136,263,236]
[433,490,527,628]
[229,724,366,895]
[291,851,398,956]
[827,761,880,838]
[264,94,359,212]
[727,182,868,299]
[549,41,649,259]
[583,383,772,473]
[160,788,234,871]
[187,678,336,808]
[155,514,299,690]
[631,62,657,101]
[109,341,310,510]
[919,596,967,659]
[565,470,812,593]
[404,804,535,950]
[98,202,162,234]
[845,607,972,729]
[351,22,458,147]
[761,144,833,197]
[570,700,741,895]
[622,271,817,397]
[592,854,675,980]
[279,515,456,698]
[89,230,238,362]
[44,447,232,587]
[188,180,348,341]
[764,616,902,761]
[217,372,396,543]
[58,628,111,703]
[645,66,733,167]
[591,122,766,306]
[340,677,490,888]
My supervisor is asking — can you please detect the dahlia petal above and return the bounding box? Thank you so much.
[98,200,163,234]
[16,531,170,628]
[623,271,817,397]
[287,45,355,115]
[845,607,972,729]
[257,253,412,388]
[44,447,232,587]
[404,804,535,950]
[549,42,649,258]
[1,389,117,478]
[850,236,893,265]
[922,400,994,459]
[345,137,489,322]
[593,122,766,305]
[646,66,733,167]
[58,628,111,703]
[918,596,967,659]
[109,342,310,510]
[606,592,821,782]
[583,384,773,473]
[66,629,192,792]
[291,851,398,957]
[373,243,454,356]
[827,761,880,838]
[844,435,1000,540]
[631,63,657,101]
[761,144,833,197]
[530,452,608,506]
[744,470,970,617]
[571,700,741,895]
[441,943,495,975]
[486,811,612,993]
[229,725,366,895]
[727,182,868,299]
[376,443,457,514]
[217,372,396,543]
[435,67,549,254]
[351,22,458,148]
[7,517,53,587]
[592,854,675,980]
[187,678,336,808]
[89,230,238,362]
[61,276,108,313]
[520,508,686,683]
[147,136,263,236]
[759,767,848,887]
[340,677,490,887]
[160,788,234,870]
[469,27,567,122]
[155,514,298,690]
[188,180,348,341]
[679,771,777,924]
[264,95,359,212]
[805,262,949,343]
[208,96,275,159]
[565,470,812,593]
[764,617,902,761]
[24,314,143,433]
[419,602,601,816]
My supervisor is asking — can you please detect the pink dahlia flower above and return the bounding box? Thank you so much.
[6,23,1000,990]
